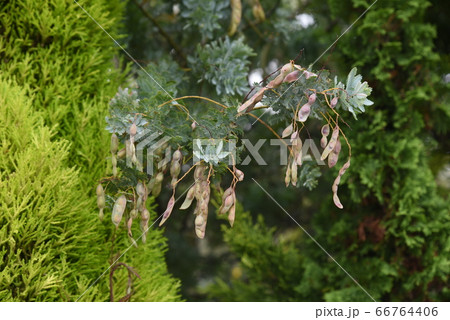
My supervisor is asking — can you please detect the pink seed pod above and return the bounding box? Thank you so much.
[298,104,311,122]
[228,204,236,227]
[321,124,330,137]
[112,195,127,227]
[280,62,294,76]
[320,136,328,149]
[111,133,119,154]
[159,195,175,226]
[328,152,338,168]
[296,152,303,166]
[130,123,137,137]
[330,97,338,108]
[283,70,300,83]
[333,139,342,154]
[282,124,293,138]
[321,126,339,160]
[308,93,316,104]
[234,168,244,181]
[219,192,235,215]
[180,186,195,210]
[303,70,317,79]
[290,131,299,143]
[191,121,197,130]
[333,193,343,209]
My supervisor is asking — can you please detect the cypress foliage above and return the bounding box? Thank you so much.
[0,0,181,301]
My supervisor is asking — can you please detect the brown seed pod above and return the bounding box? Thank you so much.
[228,0,242,36]
[112,195,127,227]
[159,195,175,226]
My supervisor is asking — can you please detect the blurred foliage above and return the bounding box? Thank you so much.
[0,0,180,301]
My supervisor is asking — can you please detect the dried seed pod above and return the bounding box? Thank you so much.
[130,209,138,220]
[298,104,311,122]
[302,70,317,79]
[320,136,328,149]
[228,0,242,36]
[321,124,330,137]
[321,126,339,160]
[147,176,156,194]
[283,70,300,83]
[290,131,299,143]
[285,165,291,187]
[96,184,105,221]
[333,139,342,154]
[111,195,127,227]
[191,121,197,130]
[117,147,126,159]
[127,218,133,237]
[234,168,244,181]
[330,97,338,108]
[332,160,351,209]
[282,124,293,138]
[173,150,182,162]
[180,186,195,210]
[308,93,317,104]
[110,133,119,154]
[111,156,117,177]
[140,218,149,243]
[237,87,267,113]
[141,207,150,221]
[159,195,175,226]
[228,204,236,227]
[136,182,145,198]
[170,161,181,179]
[291,161,298,186]
[130,123,137,137]
[251,0,265,22]
[219,188,235,215]
[194,215,205,238]
[328,152,339,168]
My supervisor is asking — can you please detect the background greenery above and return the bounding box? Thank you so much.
[1,0,448,301]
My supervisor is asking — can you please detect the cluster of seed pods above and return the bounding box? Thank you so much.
[237,61,317,113]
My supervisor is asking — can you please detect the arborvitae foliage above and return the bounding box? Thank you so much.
[0,0,181,301]
[206,0,449,301]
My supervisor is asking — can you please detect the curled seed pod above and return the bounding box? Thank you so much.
[321,126,339,161]
[321,124,330,137]
[285,165,291,187]
[180,186,195,210]
[298,104,311,122]
[282,124,293,138]
[308,93,317,104]
[251,0,265,22]
[330,97,338,108]
[320,136,328,149]
[291,162,298,186]
[111,195,127,227]
[159,195,175,226]
[234,168,244,181]
[111,133,119,154]
[332,160,351,209]
[228,0,242,36]
[283,70,300,83]
[117,147,126,159]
